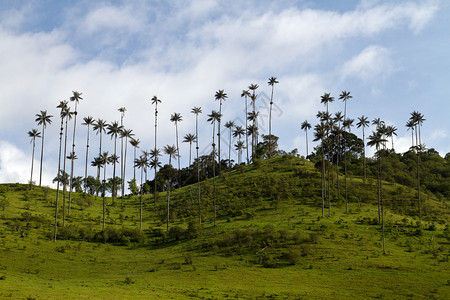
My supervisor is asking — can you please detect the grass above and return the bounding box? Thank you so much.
[0,156,449,299]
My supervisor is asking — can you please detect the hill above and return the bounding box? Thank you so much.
[0,155,449,299]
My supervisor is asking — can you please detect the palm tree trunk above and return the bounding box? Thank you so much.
[140,167,143,231]
[122,137,128,207]
[53,117,64,241]
[62,118,69,226]
[30,138,36,188]
[84,124,90,193]
[321,143,325,218]
[245,96,249,164]
[102,165,106,230]
[96,131,102,197]
[112,136,117,204]
[68,100,78,217]
[417,148,421,220]
[39,123,45,186]
[176,124,180,186]
[327,147,331,217]
[154,103,158,204]
[269,86,274,157]
[167,156,171,231]
[228,129,232,168]
[212,123,216,227]
[379,153,385,255]
[363,128,366,183]
[305,129,309,158]
[196,115,201,224]
[189,142,192,167]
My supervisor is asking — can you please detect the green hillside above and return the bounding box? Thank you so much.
[0,155,449,299]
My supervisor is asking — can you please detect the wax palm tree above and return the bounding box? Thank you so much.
[247,111,259,158]
[90,156,102,197]
[410,111,425,146]
[183,133,196,167]
[68,91,83,216]
[215,89,228,172]
[107,121,123,204]
[118,107,126,201]
[234,140,245,164]
[356,115,370,182]
[313,122,327,217]
[342,117,354,213]
[207,110,221,226]
[82,116,94,193]
[129,138,140,181]
[151,96,162,204]
[406,119,415,149]
[300,121,311,158]
[170,112,183,185]
[241,90,251,164]
[93,119,108,189]
[233,125,245,164]
[385,125,398,150]
[120,128,134,204]
[224,121,235,167]
[367,130,387,254]
[66,151,77,220]
[191,106,202,222]
[98,152,110,230]
[163,145,177,231]
[35,110,53,186]
[27,129,41,188]
[267,77,279,157]
[339,91,352,119]
[134,154,148,231]
[333,112,343,195]
[141,150,150,182]
[60,107,72,223]
[249,84,259,148]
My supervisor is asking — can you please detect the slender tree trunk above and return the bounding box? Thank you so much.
[189,142,192,167]
[133,147,136,181]
[30,138,36,188]
[245,96,249,164]
[96,131,102,197]
[122,137,128,206]
[53,117,64,241]
[344,132,348,214]
[140,167,143,231]
[218,102,222,174]
[417,148,421,220]
[102,164,106,230]
[321,144,325,218]
[213,122,216,226]
[379,153,385,255]
[176,124,180,186]
[305,129,309,158]
[363,127,366,183]
[154,105,158,204]
[167,156,172,231]
[196,114,201,224]
[62,118,69,226]
[39,124,45,186]
[112,136,117,204]
[269,86,274,157]
[68,101,78,217]
[120,115,124,205]
[84,124,90,193]
[228,129,232,167]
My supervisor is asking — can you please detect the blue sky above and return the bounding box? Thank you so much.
[0,0,448,187]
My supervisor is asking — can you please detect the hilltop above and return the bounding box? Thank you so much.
[0,155,449,299]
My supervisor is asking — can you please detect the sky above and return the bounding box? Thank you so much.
[0,0,449,188]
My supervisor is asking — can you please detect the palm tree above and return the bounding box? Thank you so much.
[267,77,279,157]
[68,91,83,216]
[333,112,343,196]
[234,140,245,164]
[120,128,134,205]
[313,122,327,217]
[170,112,183,185]
[300,121,311,158]
[27,129,41,187]
[163,145,177,231]
[118,107,126,202]
[233,125,245,164]
[151,96,162,204]
[247,111,259,158]
[141,150,150,182]
[411,111,425,146]
[98,152,109,230]
[191,106,202,223]
[134,154,148,231]
[35,110,53,186]
[129,138,140,181]
[356,115,370,182]
[107,121,123,204]
[339,91,352,119]
[149,148,161,198]
[241,90,251,164]
[224,121,235,167]
[66,151,77,220]
[60,107,72,223]
[406,119,415,149]
[183,133,196,167]
[215,89,228,172]
[385,125,398,150]
[207,110,221,226]
[82,116,94,193]
[249,84,259,154]
[93,119,108,190]
[367,130,387,255]
[342,117,354,213]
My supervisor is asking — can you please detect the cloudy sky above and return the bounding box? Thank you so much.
[0,0,448,187]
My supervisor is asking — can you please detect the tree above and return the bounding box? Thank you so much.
[356,115,370,182]
[241,90,251,164]
[267,77,279,157]
[134,154,148,231]
[234,140,245,164]
[233,125,245,164]
[406,119,415,149]
[68,91,83,216]
[247,111,259,158]
[300,120,311,158]
[191,106,202,223]
[339,90,352,120]
[130,138,140,181]
[248,84,259,159]
[385,125,398,150]
[163,145,177,231]
[367,130,387,255]
[183,133,196,167]
[107,121,123,204]
[207,110,221,226]
[224,121,235,167]
[313,122,327,217]
[151,96,162,204]
[93,119,108,193]
[170,112,183,185]
[118,107,126,202]
[82,116,94,193]
[97,152,110,230]
[35,110,53,186]
[342,117,354,213]
[60,106,72,224]
[215,89,228,173]
[120,128,134,205]
[27,129,41,188]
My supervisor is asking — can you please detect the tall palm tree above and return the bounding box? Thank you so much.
[267,77,279,157]
[141,150,150,182]
[356,115,370,182]
[134,154,148,231]
[163,145,177,231]
[367,130,387,255]
[82,116,94,193]
[27,129,41,187]
[342,117,354,213]
[191,106,202,223]
[118,107,126,202]
[333,112,343,196]
[313,122,327,217]
[129,138,140,181]
[247,111,259,158]
[98,152,109,230]
[248,84,259,154]
[93,119,108,190]
[151,96,162,204]
[339,90,352,120]
[385,125,398,150]
[107,121,123,204]
[68,91,83,216]
[406,119,415,149]
[233,125,245,164]
[120,128,134,205]
[170,113,183,185]
[207,110,221,226]
[224,121,235,168]
[234,140,245,164]
[149,148,161,199]
[241,90,251,164]
[300,120,311,158]
[215,89,228,172]
[60,107,72,224]
[35,110,53,186]
[183,133,196,167]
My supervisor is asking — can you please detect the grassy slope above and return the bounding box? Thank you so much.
[0,156,449,299]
